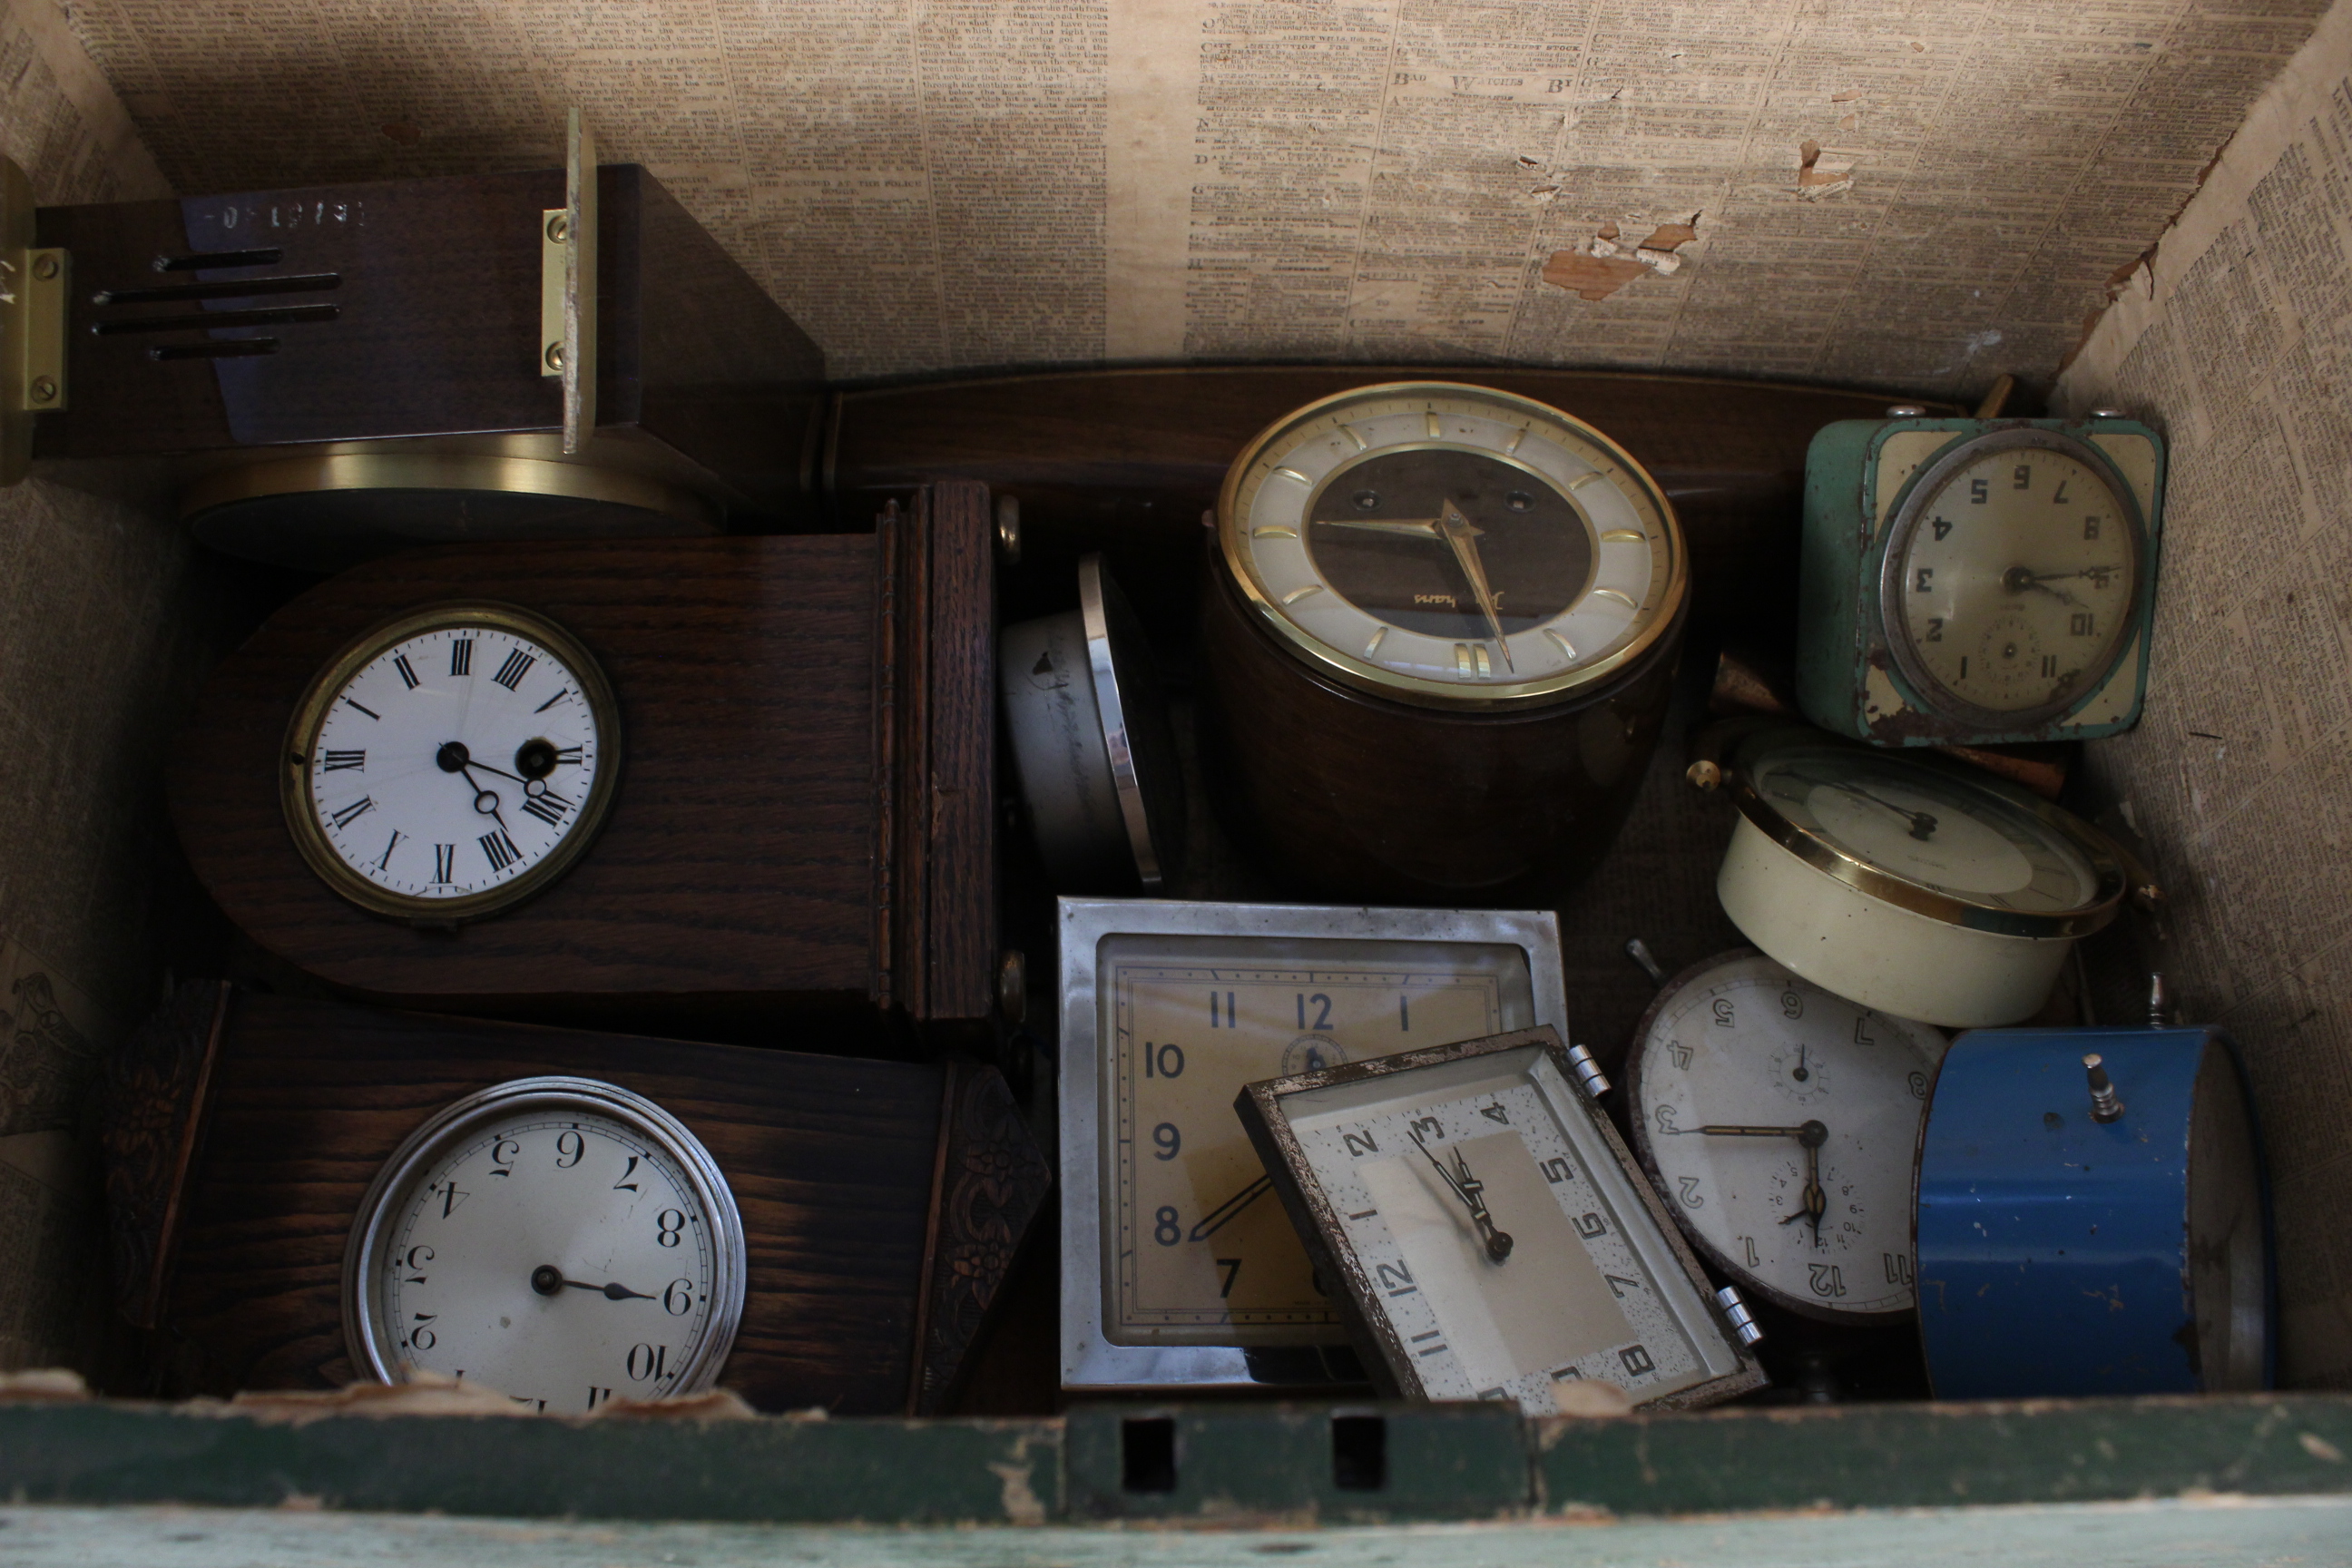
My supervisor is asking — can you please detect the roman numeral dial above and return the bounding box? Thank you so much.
[283,605,622,922]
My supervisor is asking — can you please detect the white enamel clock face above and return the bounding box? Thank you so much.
[1218,383,1685,708]
[285,605,619,919]
[346,1078,745,1415]
[1885,431,2142,720]
[1630,952,1946,1319]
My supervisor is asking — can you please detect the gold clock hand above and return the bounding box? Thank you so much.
[1436,501,1514,671]
[1187,1172,1274,1242]
[1316,517,1444,538]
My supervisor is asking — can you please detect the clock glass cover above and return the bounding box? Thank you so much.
[1240,1032,1761,1414]
[1218,382,1685,708]
[283,603,620,920]
[344,1076,746,1414]
[1882,428,2144,724]
[1628,950,1946,1319]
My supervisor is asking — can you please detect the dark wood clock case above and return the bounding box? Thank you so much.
[103,982,1051,1416]
[166,484,997,1035]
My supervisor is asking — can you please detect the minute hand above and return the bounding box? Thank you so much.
[1436,501,1513,671]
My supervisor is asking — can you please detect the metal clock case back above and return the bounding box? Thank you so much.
[1915,1027,2271,1397]
[1234,1027,1765,1415]
[999,554,1186,891]
[1627,949,1946,1322]
[344,1075,748,1413]
[1201,382,1690,905]
[1795,415,2164,746]
[282,602,622,924]
[1714,725,2130,1027]
[1057,897,1567,1393]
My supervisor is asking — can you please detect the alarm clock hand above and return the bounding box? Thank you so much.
[1782,772,1939,841]
[530,1264,655,1301]
[1435,501,1514,671]
[1771,1123,1829,1248]
[1187,1172,1274,1242]
[1317,517,1443,539]
[1411,1129,1514,1262]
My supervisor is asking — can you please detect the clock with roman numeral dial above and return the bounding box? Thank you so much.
[344,1076,745,1414]
[282,603,621,922]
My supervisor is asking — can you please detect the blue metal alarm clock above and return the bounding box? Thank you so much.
[1915,1025,2271,1397]
[1795,411,2165,746]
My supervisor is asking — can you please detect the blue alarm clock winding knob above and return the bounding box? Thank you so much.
[1915,1026,2271,1397]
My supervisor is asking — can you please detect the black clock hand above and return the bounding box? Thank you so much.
[529,1265,654,1300]
[1188,1172,1274,1242]
[1770,1126,1829,1247]
[1779,772,1938,841]
[1410,1129,1513,1261]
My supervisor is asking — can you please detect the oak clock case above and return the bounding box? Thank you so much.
[1795,416,2164,746]
[1626,949,1946,1322]
[1234,1027,1766,1415]
[344,1076,746,1412]
[283,603,621,923]
[1057,897,1567,1392]
[1200,382,1690,905]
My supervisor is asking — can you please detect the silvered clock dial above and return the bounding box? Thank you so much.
[282,603,621,922]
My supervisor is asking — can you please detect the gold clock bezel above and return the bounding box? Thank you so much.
[1215,381,1689,710]
[281,601,623,924]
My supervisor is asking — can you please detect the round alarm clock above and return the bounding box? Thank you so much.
[999,554,1184,891]
[1627,949,1945,1322]
[281,603,621,923]
[1200,382,1689,904]
[1915,1026,2270,1396]
[343,1076,747,1412]
[1795,415,2165,746]
[1706,724,2135,1027]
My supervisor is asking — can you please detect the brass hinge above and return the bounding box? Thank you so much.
[538,108,598,455]
[1,154,68,485]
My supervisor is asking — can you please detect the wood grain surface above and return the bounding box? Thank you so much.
[169,536,885,1009]
[151,987,1041,1415]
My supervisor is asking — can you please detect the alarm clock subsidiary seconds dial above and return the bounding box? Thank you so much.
[284,604,620,921]
[1218,383,1684,708]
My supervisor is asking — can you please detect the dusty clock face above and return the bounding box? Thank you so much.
[1630,952,1945,1319]
[346,1078,745,1415]
[284,604,619,920]
[1218,383,1685,707]
[1884,431,2143,721]
[1098,934,1534,1347]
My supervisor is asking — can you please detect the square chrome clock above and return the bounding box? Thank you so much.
[1056,897,1567,1393]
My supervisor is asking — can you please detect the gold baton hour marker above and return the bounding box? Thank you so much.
[1282,583,1324,604]
[1365,625,1387,657]
[1569,471,1606,491]
[1341,424,1368,451]
[1600,529,1645,543]
[1274,466,1312,485]
[1426,412,1443,440]
[1592,587,1638,611]
[1504,426,1527,455]
[1544,627,1576,660]
[1253,525,1299,539]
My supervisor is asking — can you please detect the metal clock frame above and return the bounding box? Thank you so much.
[1874,426,2151,733]
[1214,380,1689,710]
[281,600,623,924]
[342,1075,748,1398]
[1235,1026,1766,1410]
[1056,897,1569,1392]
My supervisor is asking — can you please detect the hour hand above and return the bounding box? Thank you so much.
[1436,502,1513,670]
[1316,517,1443,538]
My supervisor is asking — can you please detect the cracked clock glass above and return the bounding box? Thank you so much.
[282,603,621,921]
[1217,382,1685,708]
[343,1077,745,1414]
[1883,428,2145,722]
[1628,950,1946,1321]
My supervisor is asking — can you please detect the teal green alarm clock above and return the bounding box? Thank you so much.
[1795,414,2165,746]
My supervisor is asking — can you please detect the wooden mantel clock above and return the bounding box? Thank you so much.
[168,483,996,1032]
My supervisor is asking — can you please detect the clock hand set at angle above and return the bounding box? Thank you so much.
[1409,1127,1514,1262]
[1781,771,1940,842]
[1318,500,1514,668]
[528,1264,655,1302]
[1670,1119,1830,1248]
[1188,1172,1274,1242]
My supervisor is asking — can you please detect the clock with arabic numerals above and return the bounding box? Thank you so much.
[284,603,622,924]
[1796,414,2165,746]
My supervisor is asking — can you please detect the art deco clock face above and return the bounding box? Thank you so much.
[282,603,621,921]
[1882,428,2145,724]
[1217,382,1686,708]
[344,1077,746,1414]
[1628,951,1946,1320]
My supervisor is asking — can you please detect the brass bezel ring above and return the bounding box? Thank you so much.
[1215,380,1688,710]
[1722,728,2127,940]
[281,601,623,925]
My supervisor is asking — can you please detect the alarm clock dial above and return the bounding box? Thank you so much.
[1218,383,1684,708]
[1884,430,2143,723]
[1749,742,2102,916]
[1629,951,1945,1320]
[1100,934,1534,1347]
[284,604,620,921]
[347,1078,746,1414]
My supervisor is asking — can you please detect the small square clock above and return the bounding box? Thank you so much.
[1795,415,2165,746]
[1235,1026,1765,1415]
[1055,897,1567,1393]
